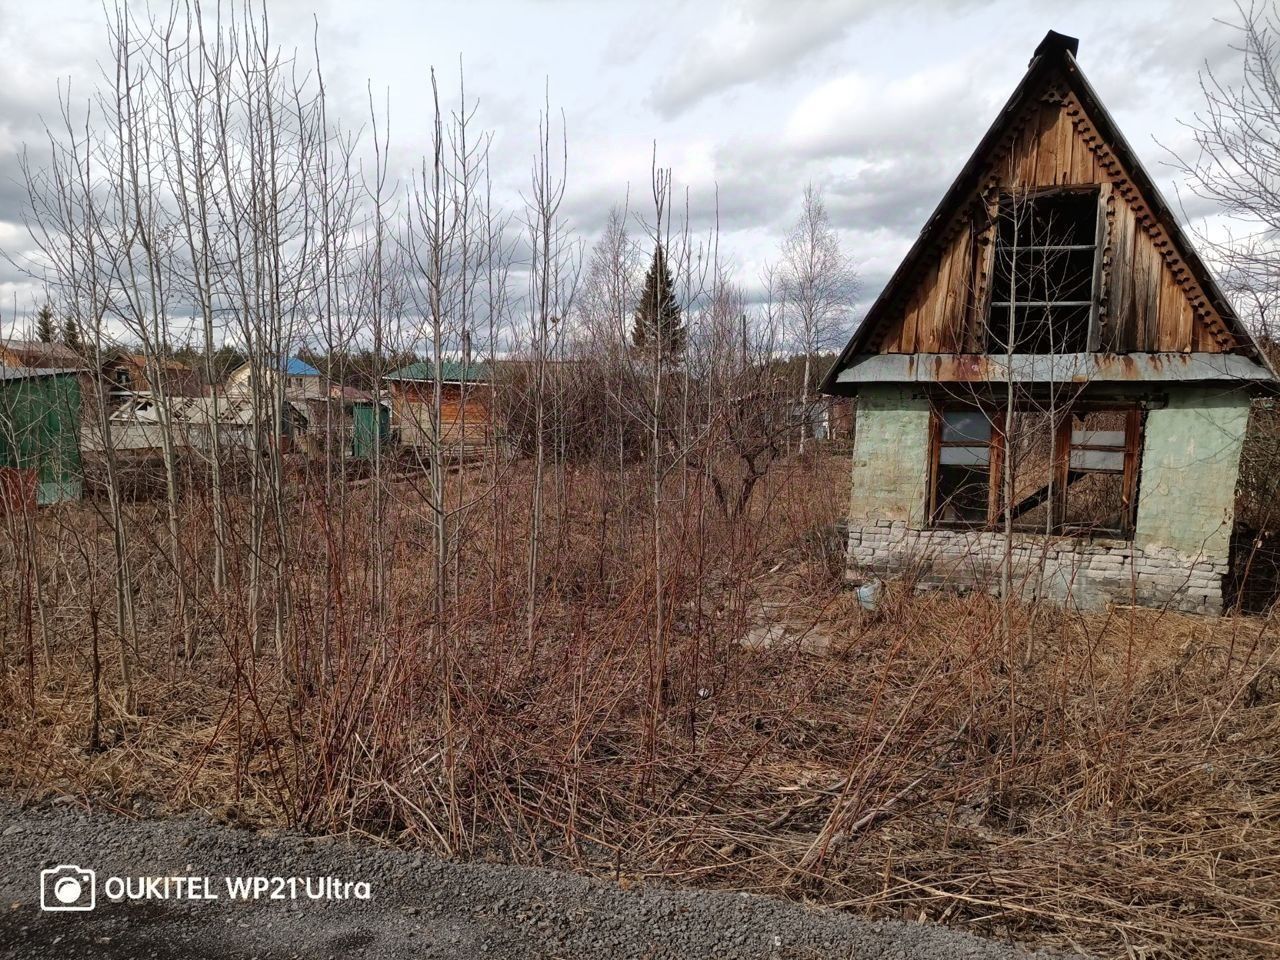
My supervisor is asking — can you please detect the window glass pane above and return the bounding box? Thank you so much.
[941,410,992,443]
[1070,447,1124,471]
[1071,429,1125,447]
[940,445,990,466]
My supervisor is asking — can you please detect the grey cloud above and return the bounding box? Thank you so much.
[651,0,879,118]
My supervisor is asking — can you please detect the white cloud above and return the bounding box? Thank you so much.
[783,59,994,159]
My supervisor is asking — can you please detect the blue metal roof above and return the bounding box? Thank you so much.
[283,357,321,377]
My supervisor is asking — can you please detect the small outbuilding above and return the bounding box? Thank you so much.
[822,31,1277,615]
[384,359,493,453]
[0,366,83,509]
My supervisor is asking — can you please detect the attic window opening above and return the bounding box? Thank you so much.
[986,189,1099,354]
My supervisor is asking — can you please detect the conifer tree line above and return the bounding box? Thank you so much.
[34,303,56,344]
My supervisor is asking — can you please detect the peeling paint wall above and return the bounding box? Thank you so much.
[845,385,1255,616]
[847,386,930,525]
[1134,388,1251,561]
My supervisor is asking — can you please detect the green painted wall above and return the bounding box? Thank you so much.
[848,385,931,525]
[351,402,390,459]
[1134,388,1251,559]
[0,373,82,505]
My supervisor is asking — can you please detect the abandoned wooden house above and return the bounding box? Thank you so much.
[100,350,201,403]
[822,31,1277,615]
[86,393,309,456]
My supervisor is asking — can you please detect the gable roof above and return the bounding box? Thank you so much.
[385,360,491,384]
[822,30,1273,393]
[0,339,82,368]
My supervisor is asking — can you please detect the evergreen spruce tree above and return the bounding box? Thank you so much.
[62,315,83,353]
[631,244,685,358]
[35,303,56,343]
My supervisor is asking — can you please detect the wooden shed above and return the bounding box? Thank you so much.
[384,360,492,454]
[822,31,1277,615]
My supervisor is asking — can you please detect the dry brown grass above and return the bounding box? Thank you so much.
[1,453,1278,959]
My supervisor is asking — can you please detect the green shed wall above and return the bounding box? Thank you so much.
[0,374,82,505]
[351,403,390,459]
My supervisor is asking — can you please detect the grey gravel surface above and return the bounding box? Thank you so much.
[0,800,1069,959]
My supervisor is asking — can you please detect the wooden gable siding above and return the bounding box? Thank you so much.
[874,84,1236,356]
[388,380,492,446]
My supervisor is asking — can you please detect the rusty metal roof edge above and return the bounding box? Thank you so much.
[0,364,90,381]
[834,352,1275,386]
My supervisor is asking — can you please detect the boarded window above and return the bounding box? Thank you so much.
[987,191,1098,354]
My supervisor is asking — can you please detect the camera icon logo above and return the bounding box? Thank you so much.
[40,865,96,912]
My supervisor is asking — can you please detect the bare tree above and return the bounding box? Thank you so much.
[1171,2,1280,340]
[778,184,857,452]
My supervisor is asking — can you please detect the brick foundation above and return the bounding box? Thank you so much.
[847,520,1229,614]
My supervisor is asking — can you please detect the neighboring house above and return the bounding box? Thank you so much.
[101,351,201,401]
[87,393,308,455]
[224,357,326,399]
[384,360,492,450]
[822,31,1277,616]
[0,366,83,510]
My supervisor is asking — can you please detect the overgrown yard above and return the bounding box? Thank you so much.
[1,454,1278,959]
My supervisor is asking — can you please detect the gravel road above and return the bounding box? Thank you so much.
[0,800,1067,959]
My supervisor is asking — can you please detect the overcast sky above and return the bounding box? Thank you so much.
[0,0,1251,333]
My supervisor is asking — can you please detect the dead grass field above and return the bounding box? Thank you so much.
[1,454,1278,959]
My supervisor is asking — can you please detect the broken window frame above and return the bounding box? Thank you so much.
[927,402,1143,539]
[1054,405,1144,538]
[984,186,1103,355]
[927,406,1000,528]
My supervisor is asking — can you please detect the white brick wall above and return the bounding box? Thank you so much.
[847,520,1229,614]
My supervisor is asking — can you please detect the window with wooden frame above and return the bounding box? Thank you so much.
[1058,408,1143,537]
[930,409,996,526]
[928,404,1143,538]
[986,188,1101,354]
